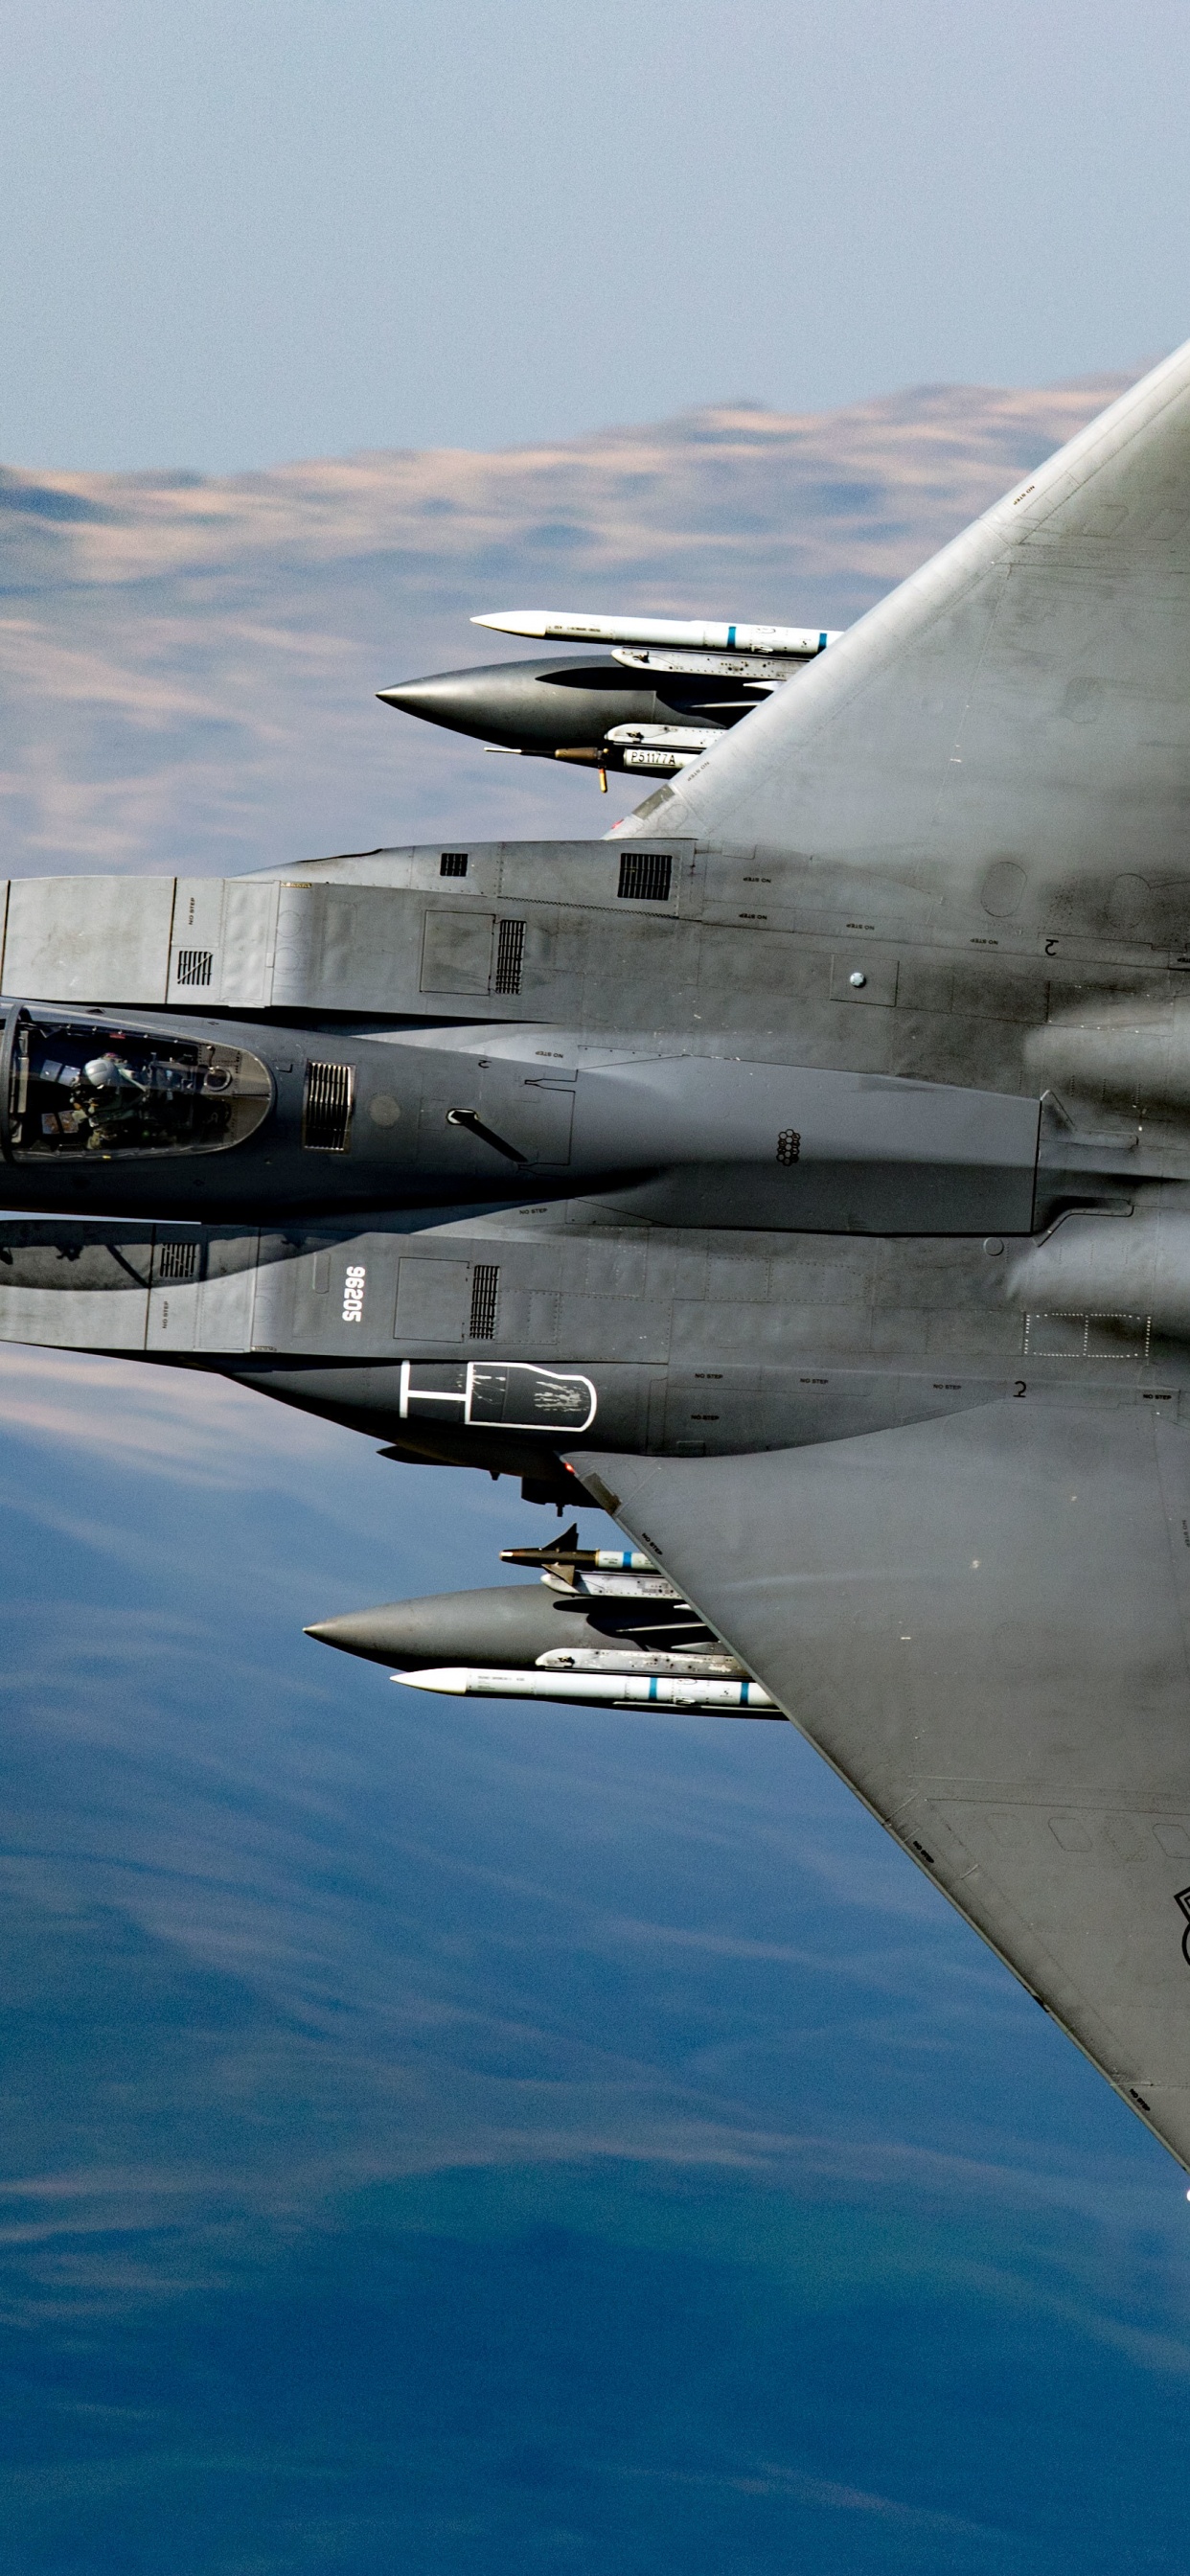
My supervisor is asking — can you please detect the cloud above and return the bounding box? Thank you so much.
[0,375,1133,874]
[0,1343,338,1486]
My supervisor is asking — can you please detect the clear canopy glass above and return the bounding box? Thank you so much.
[7,1016,272,1160]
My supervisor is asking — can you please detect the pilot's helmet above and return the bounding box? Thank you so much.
[82,1052,140,1091]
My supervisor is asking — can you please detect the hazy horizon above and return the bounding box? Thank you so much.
[0,368,1132,878]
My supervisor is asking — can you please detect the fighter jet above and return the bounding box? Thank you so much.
[378,610,840,785]
[5,341,1190,2164]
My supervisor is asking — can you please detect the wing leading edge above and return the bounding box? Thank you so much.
[574,1394,1190,2169]
[615,336,1190,934]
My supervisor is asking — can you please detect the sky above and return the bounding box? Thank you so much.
[0,373,1126,872]
[5,1348,1190,2575]
[6,6,1190,2570]
[2,0,1190,472]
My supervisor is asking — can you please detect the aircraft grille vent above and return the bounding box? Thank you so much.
[440,851,469,878]
[156,1240,199,1282]
[469,1262,500,1341]
[302,1060,355,1153]
[493,919,526,995]
[174,947,214,987]
[617,850,673,903]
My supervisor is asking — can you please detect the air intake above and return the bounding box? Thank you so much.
[469,1263,500,1340]
[303,1061,355,1152]
[174,948,214,987]
[617,850,672,903]
[440,851,469,878]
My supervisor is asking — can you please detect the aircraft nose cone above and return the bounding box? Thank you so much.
[305,1596,507,1669]
[305,1585,593,1671]
[377,665,530,742]
[377,675,465,719]
[375,655,625,752]
[305,1608,423,1666]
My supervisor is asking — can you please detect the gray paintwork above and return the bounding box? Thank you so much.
[0,1007,1047,1234]
[6,342,1190,2159]
[576,1413,1190,2171]
[305,1577,717,1672]
[377,652,764,772]
[614,340,1190,919]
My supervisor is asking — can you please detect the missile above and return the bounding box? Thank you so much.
[395,1666,780,1715]
[605,723,721,775]
[498,1532,683,1602]
[608,648,800,679]
[499,1530,652,1570]
[471,610,840,657]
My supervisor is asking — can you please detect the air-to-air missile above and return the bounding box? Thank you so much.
[400,1669,777,1712]
[306,1527,778,1715]
[378,607,842,785]
[470,611,837,653]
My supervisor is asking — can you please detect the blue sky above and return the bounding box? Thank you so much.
[2,0,1190,472]
[6,8,1190,2567]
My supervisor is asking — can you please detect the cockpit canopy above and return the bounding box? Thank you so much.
[3,1014,272,1160]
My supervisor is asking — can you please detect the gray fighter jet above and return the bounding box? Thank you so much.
[4,343,1190,2162]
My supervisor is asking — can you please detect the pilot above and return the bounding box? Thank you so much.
[82,1050,144,1092]
[77,1050,149,1150]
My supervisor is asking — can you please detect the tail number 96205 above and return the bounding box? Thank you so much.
[342,1263,366,1323]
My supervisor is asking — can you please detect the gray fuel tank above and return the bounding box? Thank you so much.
[306,1576,716,1671]
[306,1581,624,1670]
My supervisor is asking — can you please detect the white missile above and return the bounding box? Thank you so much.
[606,724,722,752]
[395,1665,779,1714]
[609,648,790,682]
[471,610,841,658]
[535,1648,740,1675]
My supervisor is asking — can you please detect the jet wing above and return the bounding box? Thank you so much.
[616,337,1190,934]
[574,1395,1190,2169]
